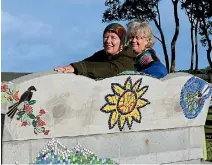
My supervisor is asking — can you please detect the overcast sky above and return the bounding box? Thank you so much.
[1,0,210,72]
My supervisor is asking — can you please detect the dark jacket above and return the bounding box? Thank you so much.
[71,47,136,79]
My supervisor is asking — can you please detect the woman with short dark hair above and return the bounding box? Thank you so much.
[54,23,135,79]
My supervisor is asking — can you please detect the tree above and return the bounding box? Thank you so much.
[181,1,194,72]
[194,20,199,72]
[102,0,170,72]
[181,1,198,72]
[198,0,212,68]
[170,0,180,72]
[181,0,212,69]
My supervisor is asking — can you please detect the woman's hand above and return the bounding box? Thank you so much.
[54,65,75,73]
[54,66,65,72]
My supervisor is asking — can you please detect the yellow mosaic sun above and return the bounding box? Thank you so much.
[100,76,150,131]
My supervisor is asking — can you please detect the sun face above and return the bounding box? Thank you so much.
[100,76,150,131]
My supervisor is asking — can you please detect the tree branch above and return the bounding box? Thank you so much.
[156,1,161,27]
[153,35,162,43]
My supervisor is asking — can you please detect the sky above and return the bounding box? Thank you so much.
[1,0,211,72]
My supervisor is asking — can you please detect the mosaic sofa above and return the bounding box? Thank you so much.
[1,71,212,164]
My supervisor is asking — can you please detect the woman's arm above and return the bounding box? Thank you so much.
[71,54,135,79]
[54,50,104,73]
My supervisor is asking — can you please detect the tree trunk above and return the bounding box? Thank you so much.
[194,21,199,72]
[154,2,170,72]
[143,1,170,72]
[202,21,212,68]
[199,0,212,68]
[170,0,180,73]
[153,18,170,72]
[190,23,195,72]
[206,37,212,68]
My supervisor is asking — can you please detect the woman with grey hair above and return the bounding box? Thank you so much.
[127,21,168,78]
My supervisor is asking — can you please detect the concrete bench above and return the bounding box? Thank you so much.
[1,71,212,164]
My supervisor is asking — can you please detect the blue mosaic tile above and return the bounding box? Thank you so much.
[180,77,212,119]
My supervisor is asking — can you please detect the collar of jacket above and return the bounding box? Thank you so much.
[105,50,122,59]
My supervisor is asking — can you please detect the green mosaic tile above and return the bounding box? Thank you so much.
[29,139,118,165]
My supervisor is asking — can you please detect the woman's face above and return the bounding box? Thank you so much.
[129,35,148,55]
[103,31,121,55]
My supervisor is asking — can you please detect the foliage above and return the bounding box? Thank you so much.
[181,0,212,67]
[103,0,160,22]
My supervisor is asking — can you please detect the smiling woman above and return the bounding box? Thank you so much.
[54,23,136,79]
[127,21,168,79]
[103,31,121,54]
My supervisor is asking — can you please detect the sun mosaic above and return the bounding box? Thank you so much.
[100,76,150,131]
